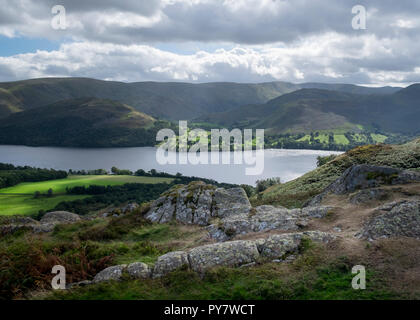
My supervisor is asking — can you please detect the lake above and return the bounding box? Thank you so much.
[0,145,341,185]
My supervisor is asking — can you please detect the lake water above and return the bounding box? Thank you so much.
[0,145,341,185]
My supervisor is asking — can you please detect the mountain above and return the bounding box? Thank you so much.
[199,85,420,135]
[0,98,162,147]
[0,77,401,121]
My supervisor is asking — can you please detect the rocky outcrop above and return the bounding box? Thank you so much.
[207,205,336,241]
[102,202,140,218]
[145,182,219,225]
[69,230,336,288]
[152,251,189,278]
[306,165,420,206]
[188,240,259,273]
[0,211,82,236]
[145,181,336,241]
[127,262,151,279]
[357,200,420,240]
[40,211,81,224]
[93,265,127,283]
[349,188,389,204]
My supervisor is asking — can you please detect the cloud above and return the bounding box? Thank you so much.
[0,0,419,86]
[1,33,420,86]
[1,0,420,44]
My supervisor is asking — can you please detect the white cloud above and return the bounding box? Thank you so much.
[1,32,420,86]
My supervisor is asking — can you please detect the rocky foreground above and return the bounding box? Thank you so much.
[3,163,420,292]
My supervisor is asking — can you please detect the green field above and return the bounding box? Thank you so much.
[0,175,173,195]
[0,175,173,216]
[0,194,90,216]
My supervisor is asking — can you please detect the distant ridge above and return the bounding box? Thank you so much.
[0,77,402,120]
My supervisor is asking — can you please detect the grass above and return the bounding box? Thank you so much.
[257,139,420,208]
[333,134,349,145]
[371,133,388,144]
[0,175,173,216]
[0,206,206,299]
[0,175,173,195]
[0,194,89,216]
[44,242,400,300]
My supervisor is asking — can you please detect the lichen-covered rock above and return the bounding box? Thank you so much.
[40,211,81,225]
[188,240,259,273]
[1,212,82,236]
[258,233,302,259]
[301,206,336,218]
[305,164,420,206]
[349,188,389,204]
[127,262,150,279]
[144,182,253,228]
[145,196,176,223]
[357,200,420,240]
[207,205,332,241]
[213,187,252,218]
[93,265,127,283]
[122,202,139,214]
[152,251,189,278]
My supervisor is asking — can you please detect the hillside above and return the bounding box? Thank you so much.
[200,86,420,136]
[0,77,401,121]
[0,98,161,147]
[257,138,420,208]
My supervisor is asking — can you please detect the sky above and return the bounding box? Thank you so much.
[0,0,419,86]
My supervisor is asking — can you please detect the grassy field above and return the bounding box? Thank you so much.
[0,175,173,216]
[0,194,90,216]
[0,175,173,195]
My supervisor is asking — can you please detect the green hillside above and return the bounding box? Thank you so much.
[199,86,420,141]
[0,97,165,147]
[256,138,420,208]
[0,77,401,121]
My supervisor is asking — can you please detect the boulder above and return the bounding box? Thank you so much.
[259,231,336,260]
[93,265,127,283]
[207,205,333,241]
[258,233,302,259]
[127,262,151,279]
[40,211,81,225]
[357,200,420,240]
[213,187,252,218]
[305,165,420,206]
[188,240,259,273]
[152,251,189,278]
[349,188,389,204]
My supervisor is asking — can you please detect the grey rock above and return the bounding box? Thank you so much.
[305,164,420,206]
[188,240,259,273]
[259,233,302,259]
[350,188,389,204]
[122,202,139,214]
[152,251,189,278]
[93,265,127,283]
[301,206,336,218]
[213,187,252,218]
[259,231,336,259]
[357,200,420,240]
[127,262,151,279]
[40,211,81,225]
